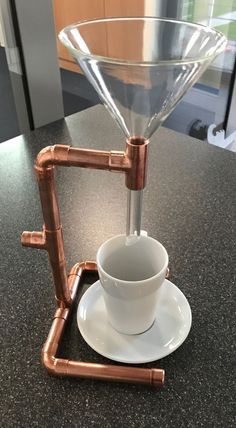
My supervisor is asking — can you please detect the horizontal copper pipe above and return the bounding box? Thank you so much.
[35,142,149,190]
[35,145,131,172]
[42,262,165,387]
[21,230,46,249]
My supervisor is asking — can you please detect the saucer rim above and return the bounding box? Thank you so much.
[77,279,192,364]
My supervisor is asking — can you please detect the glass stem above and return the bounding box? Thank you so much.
[126,189,143,236]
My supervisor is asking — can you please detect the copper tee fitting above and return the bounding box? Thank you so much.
[125,137,149,190]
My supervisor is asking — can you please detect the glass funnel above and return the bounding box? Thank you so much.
[59,17,226,236]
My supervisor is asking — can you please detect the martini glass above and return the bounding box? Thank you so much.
[59,17,226,238]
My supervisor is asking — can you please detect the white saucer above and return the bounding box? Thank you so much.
[77,279,192,364]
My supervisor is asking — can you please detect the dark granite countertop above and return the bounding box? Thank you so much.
[0,106,235,427]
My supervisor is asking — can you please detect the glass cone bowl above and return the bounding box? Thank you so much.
[59,17,227,140]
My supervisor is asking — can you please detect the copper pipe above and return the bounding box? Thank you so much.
[22,164,70,306]
[31,163,70,305]
[35,166,61,230]
[42,262,165,387]
[125,137,149,190]
[67,261,97,301]
[68,260,97,280]
[35,142,148,189]
[21,230,46,249]
[36,144,131,172]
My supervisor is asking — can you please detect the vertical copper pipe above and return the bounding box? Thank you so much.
[35,166,60,230]
[34,164,70,306]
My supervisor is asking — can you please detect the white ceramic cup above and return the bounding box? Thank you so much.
[96,234,169,335]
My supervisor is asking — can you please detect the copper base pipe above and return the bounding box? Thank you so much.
[41,262,165,387]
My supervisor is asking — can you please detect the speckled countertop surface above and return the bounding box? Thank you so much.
[0,106,235,427]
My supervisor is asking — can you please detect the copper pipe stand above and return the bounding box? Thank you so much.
[21,142,165,387]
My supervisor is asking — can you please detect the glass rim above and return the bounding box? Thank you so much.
[59,16,227,66]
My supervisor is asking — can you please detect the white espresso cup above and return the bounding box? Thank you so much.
[96,234,169,335]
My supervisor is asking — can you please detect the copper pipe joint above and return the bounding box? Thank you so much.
[125,137,149,190]
[68,261,97,278]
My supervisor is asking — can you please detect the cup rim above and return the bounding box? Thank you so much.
[96,234,169,285]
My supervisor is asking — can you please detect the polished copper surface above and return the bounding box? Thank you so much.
[35,142,148,188]
[20,141,165,387]
[35,166,61,230]
[35,144,131,172]
[125,138,149,190]
[21,230,46,249]
[41,262,165,387]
